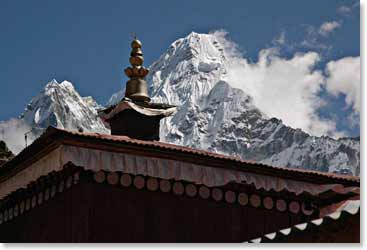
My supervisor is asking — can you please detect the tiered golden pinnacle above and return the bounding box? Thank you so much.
[124,39,149,78]
[124,37,151,102]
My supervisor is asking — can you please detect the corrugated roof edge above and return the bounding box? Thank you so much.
[247,200,360,243]
[0,126,360,186]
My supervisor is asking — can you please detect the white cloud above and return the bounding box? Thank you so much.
[272,31,286,46]
[212,31,358,138]
[225,49,332,136]
[337,1,359,15]
[275,23,335,52]
[319,21,341,36]
[274,20,342,51]
[211,29,241,57]
[325,56,360,112]
[300,25,331,50]
[338,5,353,14]
[0,118,36,154]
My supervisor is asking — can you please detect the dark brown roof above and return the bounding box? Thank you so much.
[0,126,360,187]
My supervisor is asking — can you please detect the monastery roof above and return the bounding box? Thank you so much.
[0,127,360,186]
[0,127,360,228]
[0,126,359,186]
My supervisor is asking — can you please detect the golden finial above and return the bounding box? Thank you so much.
[130,32,142,51]
[123,34,150,102]
[124,34,149,78]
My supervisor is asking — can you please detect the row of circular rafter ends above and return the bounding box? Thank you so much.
[0,165,358,226]
[0,164,82,225]
[92,170,317,216]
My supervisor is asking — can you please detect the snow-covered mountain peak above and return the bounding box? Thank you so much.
[59,80,75,91]
[48,78,58,85]
[148,32,229,105]
[162,32,226,62]
[43,79,75,95]
[20,80,108,133]
[44,78,59,89]
[142,32,360,175]
[178,32,226,60]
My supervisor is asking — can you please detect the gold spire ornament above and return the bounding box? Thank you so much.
[99,34,176,140]
[124,35,151,102]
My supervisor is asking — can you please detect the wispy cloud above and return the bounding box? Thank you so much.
[271,0,358,54]
[318,21,341,36]
[300,19,341,50]
[272,31,286,46]
[337,1,359,15]
[300,25,331,51]
[338,5,353,14]
[269,21,340,53]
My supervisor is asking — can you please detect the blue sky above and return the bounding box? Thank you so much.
[0,0,360,136]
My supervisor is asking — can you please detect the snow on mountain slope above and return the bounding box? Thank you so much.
[20,79,108,133]
[0,79,108,154]
[148,32,227,105]
[143,32,360,176]
[106,89,124,107]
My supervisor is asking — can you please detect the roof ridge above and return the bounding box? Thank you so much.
[52,127,360,182]
[0,126,360,186]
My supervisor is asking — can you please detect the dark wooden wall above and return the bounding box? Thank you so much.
[0,181,316,243]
